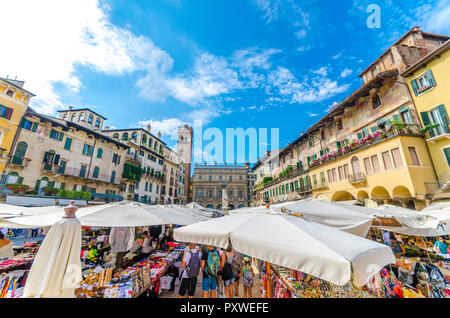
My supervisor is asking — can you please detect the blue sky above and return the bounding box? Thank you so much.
[1,0,449,164]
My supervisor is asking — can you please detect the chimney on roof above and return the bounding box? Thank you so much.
[104,126,110,131]
[157,131,161,139]
[301,132,304,136]
[69,106,73,110]
[146,124,151,132]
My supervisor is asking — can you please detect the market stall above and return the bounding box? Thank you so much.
[0,201,210,298]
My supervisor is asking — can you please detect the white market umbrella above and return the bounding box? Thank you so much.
[352,204,450,237]
[0,201,208,228]
[23,204,81,298]
[228,199,375,237]
[174,211,395,287]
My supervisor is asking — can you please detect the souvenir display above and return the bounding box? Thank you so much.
[0,270,29,298]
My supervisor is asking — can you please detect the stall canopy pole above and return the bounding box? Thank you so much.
[266,262,271,299]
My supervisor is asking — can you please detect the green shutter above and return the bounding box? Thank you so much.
[393,115,400,122]
[58,132,64,141]
[411,79,419,96]
[336,141,341,149]
[34,179,41,190]
[357,132,363,140]
[64,138,72,150]
[371,126,378,133]
[48,181,55,188]
[420,112,434,137]
[425,70,436,88]
[61,183,66,190]
[362,128,369,137]
[31,122,38,132]
[81,185,87,192]
[437,105,450,133]
[17,177,24,185]
[319,150,324,156]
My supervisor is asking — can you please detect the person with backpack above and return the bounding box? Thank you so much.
[221,246,236,298]
[231,250,243,297]
[239,256,255,298]
[178,243,202,298]
[201,245,220,298]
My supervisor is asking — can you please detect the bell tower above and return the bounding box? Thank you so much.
[177,124,193,201]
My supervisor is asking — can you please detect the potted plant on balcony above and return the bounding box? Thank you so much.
[391,118,407,134]
[420,123,440,135]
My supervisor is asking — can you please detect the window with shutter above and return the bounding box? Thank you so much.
[58,132,64,141]
[64,138,72,150]
[31,122,39,132]
[408,147,420,166]
[391,148,403,168]
[357,132,363,140]
[382,151,393,170]
[410,79,419,96]
[17,176,24,185]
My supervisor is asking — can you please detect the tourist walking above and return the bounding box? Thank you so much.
[201,245,220,298]
[178,243,201,298]
[240,256,255,298]
[221,246,236,298]
[232,250,243,297]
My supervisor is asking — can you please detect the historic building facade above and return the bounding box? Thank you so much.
[253,27,449,210]
[403,39,450,201]
[0,78,34,187]
[102,126,165,204]
[162,146,186,204]
[192,163,251,210]
[4,108,128,200]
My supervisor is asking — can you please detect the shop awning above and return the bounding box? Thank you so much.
[174,211,395,287]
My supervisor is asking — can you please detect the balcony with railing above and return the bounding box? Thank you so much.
[423,122,450,143]
[348,173,366,185]
[308,124,424,169]
[425,170,450,195]
[125,153,143,164]
[53,166,120,184]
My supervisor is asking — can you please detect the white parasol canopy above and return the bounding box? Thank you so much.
[228,199,375,237]
[174,211,395,287]
[0,201,210,228]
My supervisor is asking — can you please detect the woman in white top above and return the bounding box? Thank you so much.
[142,231,151,255]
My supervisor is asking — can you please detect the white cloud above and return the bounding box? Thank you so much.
[297,45,314,52]
[267,67,351,104]
[0,0,174,114]
[418,0,450,34]
[138,118,185,140]
[294,29,307,39]
[340,68,353,78]
[332,52,343,60]
[307,112,319,117]
[313,67,329,77]
[165,53,243,105]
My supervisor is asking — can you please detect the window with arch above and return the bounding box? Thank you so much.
[372,93,382,109]
[71,113,77,122]
[131,132,138,141]
[97,148,103,159]
[88,114,93,124]
[93,166,100,178]
[12,141,28,165]
[113,133,119,139]
[79,112,85,122]
[122,132,129,140]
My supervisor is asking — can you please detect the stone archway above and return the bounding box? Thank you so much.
[357,190,369,200]
[392,186,413,200]
[371,186,391,200]
[331,191,355,202]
